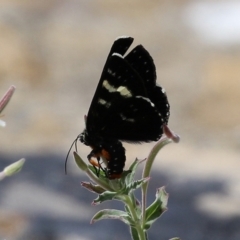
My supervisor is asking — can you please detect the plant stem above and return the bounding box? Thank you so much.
[124,195,146,240]
[141,137,172,226]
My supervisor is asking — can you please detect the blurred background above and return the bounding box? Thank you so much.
[0,0,240,239]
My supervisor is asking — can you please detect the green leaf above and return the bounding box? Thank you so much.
[144,187,168,230]
[91,209,132,225]
[124,198,142,219]
[92,190,118,205]
[125,177,150,193]
[73,152,88,171]
[130,226,140,240]
[3,158,25,176]
[169,238,181,240]
[125,158,145,185]
[81,181,106,194]
[108,178,124,191]
[124,204,133,219]
[88,164,106,178]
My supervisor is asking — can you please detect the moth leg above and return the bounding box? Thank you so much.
[87,150,105,177]
[95,156,106,176]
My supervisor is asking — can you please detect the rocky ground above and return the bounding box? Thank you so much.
[0,1,240,239]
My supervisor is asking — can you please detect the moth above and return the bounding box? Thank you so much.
[68,36,170,179]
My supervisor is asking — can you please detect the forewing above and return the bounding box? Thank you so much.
[88,36,134,120]
[106,36,134,60]
[125,45,156,88]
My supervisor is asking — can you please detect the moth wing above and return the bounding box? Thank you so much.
[86,54,163,141]
[125,45,170,123]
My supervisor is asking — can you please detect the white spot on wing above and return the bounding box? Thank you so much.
[127,118,135,122]
[117,86,132,97]
[120,113,135,122]
[103,80,132,98]
[120,113,126,120]
[112,53,123,58]
[107,68,116,76]
[98,99,107,105]
[136,96,155,107]
[98,98,111,108]
[103,80,116,92]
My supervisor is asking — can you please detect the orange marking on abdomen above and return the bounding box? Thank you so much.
[101,149,111,161]
[89,159,100,167]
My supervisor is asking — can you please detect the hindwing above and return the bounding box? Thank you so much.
[125,44,170,124]
[86,36,169,142]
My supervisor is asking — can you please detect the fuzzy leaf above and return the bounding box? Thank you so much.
[91,209,132,225]
[130,226,140,240]
[125,158,145,184]
[92,190,118,205]
[118,170,132,185]
[144,187,168,230]
[74,152,88,171]
[125,177,150,193]
[3,158,25,176]
[81,181,106,194]
[88,164,106,178]
[125,197,141,219]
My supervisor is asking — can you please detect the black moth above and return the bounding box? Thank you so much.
[71,36,170,179]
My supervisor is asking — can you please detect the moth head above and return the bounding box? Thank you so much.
[79,129,89,145]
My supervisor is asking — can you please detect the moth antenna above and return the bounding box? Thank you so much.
[74,136,78,152]
[65,135,80,175]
